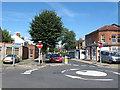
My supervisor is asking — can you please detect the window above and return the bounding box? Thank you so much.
[118,34,120,43]
[15,48,19,56]
[6,47,12,55]
[112,48,116,52]
[112,34,116,43]
[118,48,120,54]
[101,34,105,42]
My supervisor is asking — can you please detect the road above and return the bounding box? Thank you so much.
[2,59,120,88]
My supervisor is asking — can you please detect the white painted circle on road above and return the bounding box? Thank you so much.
[61,69,113,81]
[76,70,107,76]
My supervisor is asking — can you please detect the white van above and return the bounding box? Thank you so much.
[101,51,120,64]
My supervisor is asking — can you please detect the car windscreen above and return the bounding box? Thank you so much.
[110,53,120,57]
[46,54,50,56]
[6,55,13,57]
[53,54,60,57]
[115,53,120,57]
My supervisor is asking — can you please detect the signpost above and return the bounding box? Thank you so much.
[99,42,103,64]
[36,42,43,64]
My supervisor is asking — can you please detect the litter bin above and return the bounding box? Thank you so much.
[65,55,68,64]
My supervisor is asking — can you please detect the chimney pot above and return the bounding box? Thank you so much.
[16,33,20,37]
[21,37,24,40]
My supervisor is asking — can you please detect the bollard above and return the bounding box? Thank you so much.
[65,55,68,64]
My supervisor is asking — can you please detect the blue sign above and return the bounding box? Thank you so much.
[14,43,21,45]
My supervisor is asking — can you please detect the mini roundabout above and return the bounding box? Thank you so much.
[61,69,113,81]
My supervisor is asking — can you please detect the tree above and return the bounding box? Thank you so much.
[61,27,76,50]
[29,10,63,55]
[54,48,59,53]
[2,29,13,43]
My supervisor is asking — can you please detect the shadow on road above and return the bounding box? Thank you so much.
[34,60,62,64]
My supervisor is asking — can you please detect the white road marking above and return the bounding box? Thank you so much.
[73,64,79,66]
[70,69,79,71]
[76,70,107,76]
[65,74,113,81]
[89,66,95,67]
[105,70,120,75]
[81,65,87,66]
[61,70,67,73]
[62,68,113,81]
[21,68,38,75]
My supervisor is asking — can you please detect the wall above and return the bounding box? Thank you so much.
[99,30,120,43]
[22,46,28,60]
[0,42,23,60]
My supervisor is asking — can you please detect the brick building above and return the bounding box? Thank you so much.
[85,24,120,61]
[28,44,39,59]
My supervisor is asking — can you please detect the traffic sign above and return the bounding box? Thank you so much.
[14,43,21,45]
[37,43,43,48]
[99,42,103,48]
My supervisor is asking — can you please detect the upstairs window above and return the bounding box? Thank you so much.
[118,34,120,43]
[112,34,116,43]
[101,34,105,42]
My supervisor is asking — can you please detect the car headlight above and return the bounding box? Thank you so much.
[112,58,116,61]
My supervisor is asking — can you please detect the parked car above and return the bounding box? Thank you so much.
[46,54,51,59]
[3,55,19,64]
[101,51,120,64]
[50,54,62,63]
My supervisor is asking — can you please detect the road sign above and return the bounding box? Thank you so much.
[37,43,43,48]
[14,43,21,45]
[99,42,103,48]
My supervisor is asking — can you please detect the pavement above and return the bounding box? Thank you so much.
[71,58,120,69]
[2,58,71,70]
[2,58,120,70]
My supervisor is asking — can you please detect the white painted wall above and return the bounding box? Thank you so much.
[80,50,85,59]
[11,35,28,47]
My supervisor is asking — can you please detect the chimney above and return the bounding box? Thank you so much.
[16,33,20,37]
[21,37,24,40]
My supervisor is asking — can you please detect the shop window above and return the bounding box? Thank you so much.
[15,48,19,56]
[118,48,120,54]
[118,34,120,43]
[6,47,12,55]
[112,48,116,52]
[101,34,105,42]
[112,34,116,43]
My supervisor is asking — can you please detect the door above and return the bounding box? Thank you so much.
[29,49,33,58]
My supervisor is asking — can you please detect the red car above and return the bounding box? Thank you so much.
[50,54,62,63]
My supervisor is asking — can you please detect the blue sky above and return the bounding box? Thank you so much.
[2,2,118,41]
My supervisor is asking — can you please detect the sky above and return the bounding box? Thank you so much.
[1,2,118,43]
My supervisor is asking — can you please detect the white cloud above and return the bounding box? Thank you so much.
[14,32,20,34]
[48,2,78,18]
[8,30,11,33]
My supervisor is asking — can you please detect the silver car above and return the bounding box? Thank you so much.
[3,55,19,64]
[101,51,120,64]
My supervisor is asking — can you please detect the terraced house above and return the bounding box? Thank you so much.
[85,24,120,61]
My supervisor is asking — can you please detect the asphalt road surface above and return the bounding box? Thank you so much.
[2,59,120,88]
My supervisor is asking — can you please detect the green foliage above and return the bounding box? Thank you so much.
[2,29,13,43]
[54,48,59,52]
[60,27,76,50]
[29,10,63,54]
[58,52,68,57]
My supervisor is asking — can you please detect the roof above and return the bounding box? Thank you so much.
[85,24,120,36]
[97,25,120,30]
